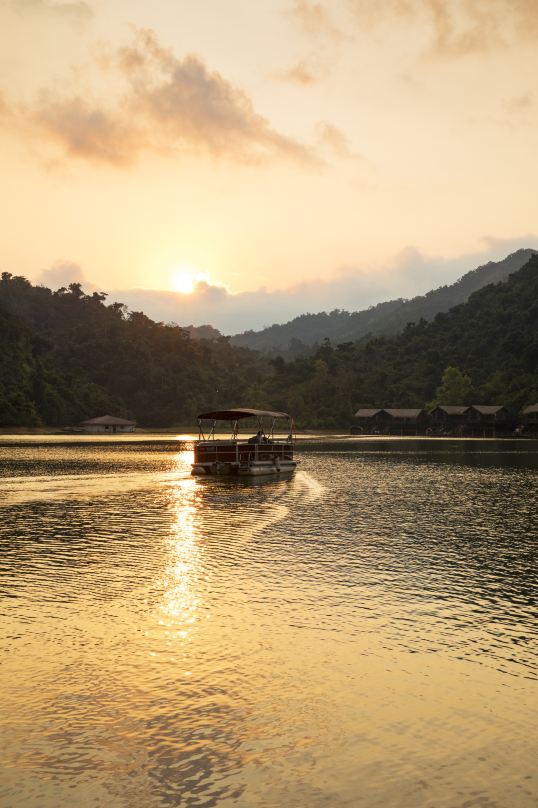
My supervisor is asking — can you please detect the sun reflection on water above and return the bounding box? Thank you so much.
[160,455,205,646]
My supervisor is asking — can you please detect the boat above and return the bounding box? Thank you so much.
[191,408,297,477]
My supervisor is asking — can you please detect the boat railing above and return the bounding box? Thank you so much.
[197,437,293,449]
[195,441,293,462]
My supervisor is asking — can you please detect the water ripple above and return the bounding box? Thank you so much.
[0,439,537,807]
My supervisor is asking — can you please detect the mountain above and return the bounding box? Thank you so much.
[230,249,536,354]
[256,253,538,426]
[186,324,222,340]
[1,254,537,428]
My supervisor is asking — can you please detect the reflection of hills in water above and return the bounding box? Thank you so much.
[0,439,537,807]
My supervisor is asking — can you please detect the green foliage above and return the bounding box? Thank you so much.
[253,254,538,425]
[0,255,537,428]
[0,273,262,426]
[428,366,474,408]
[231,249,536,354]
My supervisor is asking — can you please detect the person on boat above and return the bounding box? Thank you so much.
[248,430,264,444]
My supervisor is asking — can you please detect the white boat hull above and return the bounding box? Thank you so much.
[192,460,297,477]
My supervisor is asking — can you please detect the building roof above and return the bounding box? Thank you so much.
[384,408,424,419]
[354,408,382,418]
[432,405,469,415]
[469,405,506,415]
[197,408,290,421]
[80,415,136,426]
[522,403,538,415]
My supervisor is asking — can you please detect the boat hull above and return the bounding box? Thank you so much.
[191,439,297,477]
[192,459,297,477]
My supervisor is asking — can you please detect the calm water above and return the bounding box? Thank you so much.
[1,437,537,808]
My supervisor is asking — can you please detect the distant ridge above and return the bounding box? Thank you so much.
[1,252,537,427]
[255,252,538,425]
[186,324,222,340]
[230,249,536,354]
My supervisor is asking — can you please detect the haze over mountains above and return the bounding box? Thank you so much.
[1,250,537,427]
[231,249,537,355]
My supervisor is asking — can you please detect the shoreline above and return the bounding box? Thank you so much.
[0,431,537,443]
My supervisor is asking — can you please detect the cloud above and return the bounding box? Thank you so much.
[5,0,93,25]
[347,0,538,57]
[287,1,346,41]
[30,237,537,335]
[35,260,99,290]
[116,30,320,165]
[33,95,139,165]
[316,122,361,159]
[100,235,538,334]
[505,93,534,112]
[272,61,322,86]
[13,28,320,167]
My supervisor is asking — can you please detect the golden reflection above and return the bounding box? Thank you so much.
[160,453,204,644]
[173,447,195,475]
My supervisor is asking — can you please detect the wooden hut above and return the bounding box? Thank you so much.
[428,405,469,434]
[522,403,538,433]
[352,408,385,434]
[466,405,510,436]
[383,408,427,435]
[352,408,427,435]
[79,415,136,433]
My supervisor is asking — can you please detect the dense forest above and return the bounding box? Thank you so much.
[231,248,536,355]
[258,255,538,426]
[0,276,261,427]
[1,253,537,428]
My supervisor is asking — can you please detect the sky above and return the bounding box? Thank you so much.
[1,0,538,333]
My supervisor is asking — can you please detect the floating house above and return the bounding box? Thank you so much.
[384,409,428,434]
[352,408,384,433]
[522,404,538,430]
[467,405,510,430]
[428,405,469,431]
[353,404,514,436]
[352,408,426,435]
[79,415,136,433]
[429,405,511,435]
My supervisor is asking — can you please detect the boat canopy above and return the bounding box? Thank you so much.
[197,408,290,421]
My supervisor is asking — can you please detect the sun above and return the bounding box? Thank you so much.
[170,265,211,295]
[173,270,195,294]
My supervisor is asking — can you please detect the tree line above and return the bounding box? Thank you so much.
[1,254,537,428]
[230,248,536,355]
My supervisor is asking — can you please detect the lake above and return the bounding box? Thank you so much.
[1,437,537,807]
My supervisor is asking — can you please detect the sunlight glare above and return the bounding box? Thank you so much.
[171,265,210,295]
[159,455,204,648]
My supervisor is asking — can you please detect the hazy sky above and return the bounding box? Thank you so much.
[1,0,537,331]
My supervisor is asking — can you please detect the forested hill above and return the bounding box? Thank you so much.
[258,253,538,427]
[1,255,537,428]
[0,276,260,427]
[230,248,536,354]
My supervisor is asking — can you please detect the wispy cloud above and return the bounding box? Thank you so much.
[272,61,322,86]
[505,92,534,112]
[348,0,538,57]
[115,30,320,165]
[4,0,93,25]
[7,28,321,168]
[33,95,139,166]
[287,1,346,41]
[35,260,99,290]
[316,122,361,159]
